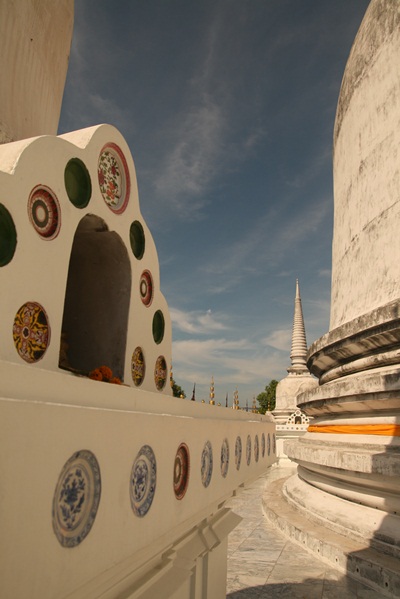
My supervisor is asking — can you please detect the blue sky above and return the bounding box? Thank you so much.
[59,0,370,405]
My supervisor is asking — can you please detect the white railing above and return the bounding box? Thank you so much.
[0,360,276,599]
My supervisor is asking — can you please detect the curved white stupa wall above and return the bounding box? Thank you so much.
[331,0,400,329]
[0,1,73,143]
[284,5,400,591]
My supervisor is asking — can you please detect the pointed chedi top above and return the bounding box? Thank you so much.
[288,279,308,374]
[273,278,317,423]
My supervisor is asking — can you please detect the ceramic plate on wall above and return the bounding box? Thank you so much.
[13,301,50,363]
[254,435,259,463]
[235,436,242,471]
[139,270,153,306]
[174,443,190,500]
[131,346,145,386]
[246,435,251,466]
[154,355,167,390]
[98,143,130,214]
[130,445,157,517]
[220,438,229,478]
[52,450,101,548]
[28,185,61,239]
[201,441,213,488]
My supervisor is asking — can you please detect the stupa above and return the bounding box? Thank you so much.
[278,1,400,595]
[273,280,316,463]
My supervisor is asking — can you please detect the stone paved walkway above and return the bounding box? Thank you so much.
[226,468,381,598]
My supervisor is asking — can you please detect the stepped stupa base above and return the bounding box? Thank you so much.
[262,476,400,598]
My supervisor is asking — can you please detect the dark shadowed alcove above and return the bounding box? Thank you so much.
[59,214,131,380]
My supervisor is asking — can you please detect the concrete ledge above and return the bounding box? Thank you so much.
[262,476,400,598]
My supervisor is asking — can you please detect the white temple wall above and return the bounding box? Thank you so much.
[0,361,275,599]
[0,125,172,394]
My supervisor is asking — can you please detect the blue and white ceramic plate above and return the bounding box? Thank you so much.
[272,433,276,454]
[130,445,157,517]
[220,438,229,478]
[235,436,242,471]
[254,434,259,463]
[267,433,271,456]
[52,449,101,548]
[201,441,213,487]
[261,433,266,458]
[246,435,251,466]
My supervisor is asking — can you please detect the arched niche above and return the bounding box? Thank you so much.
[59,214,131,380]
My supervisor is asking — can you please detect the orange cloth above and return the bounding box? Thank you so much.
[307,424,400,436]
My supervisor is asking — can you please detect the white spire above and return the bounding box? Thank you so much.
[288,279,308,373]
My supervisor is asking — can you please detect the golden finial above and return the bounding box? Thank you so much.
[233,388,240,410]
[209,375,215,405]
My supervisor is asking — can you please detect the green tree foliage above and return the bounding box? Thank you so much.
[171,380,186,398]
[256,379,278,413]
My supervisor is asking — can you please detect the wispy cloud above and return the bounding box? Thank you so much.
[170,307,228,335]
[262,329,291,352]
[172,337,284,389]
[318,268,331,278]
[201,195,331,293]
[150,4,269,222]
[153,95,225,218]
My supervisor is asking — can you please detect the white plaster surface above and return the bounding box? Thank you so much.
[331,0,400,329]
[0,124,172,393]
[0,360,275,599]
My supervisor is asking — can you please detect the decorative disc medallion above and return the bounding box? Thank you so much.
[13,301,50,363]
[267,433,271,456]
[28,185,60,239]
[261,433,266,458]
[254,434,259,463]
[154,355,167,390]
[130,220,145,259]
[174,443,190,500]
[273,433,276,454]
[52,450,101,548]
[131,346,145,386]
[152,310,165,344]
[98,143,130,214]
[130,445,157,517]
[140,270,153,306]
[201,441,213,488]
[0,203,17,266]
[235,436,242,471]
[220,438,229,478]
[64,158,91,208]
[246,435,251,466]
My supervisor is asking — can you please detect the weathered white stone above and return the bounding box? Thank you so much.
[0,1,73,143]
[282,3,400,590]
[331,0,400,329]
